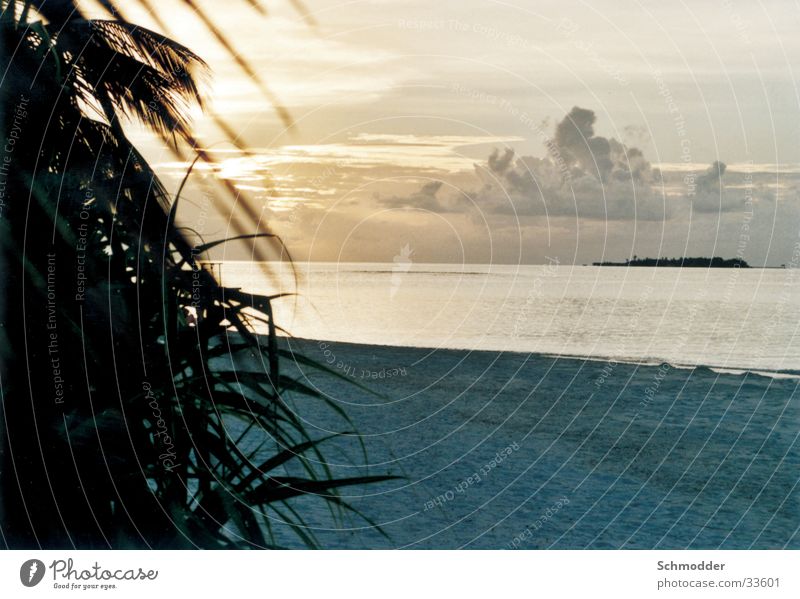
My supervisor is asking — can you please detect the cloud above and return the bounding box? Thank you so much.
[381,107,765,223]
[689,160,739,213]
[167,104,794,265]
[487,148,515,174]
[465,107,671,220]
[380,180,463,212]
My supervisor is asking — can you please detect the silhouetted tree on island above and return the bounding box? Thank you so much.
[593,257,750,268]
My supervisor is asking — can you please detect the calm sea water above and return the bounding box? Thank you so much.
[218,262,800,372]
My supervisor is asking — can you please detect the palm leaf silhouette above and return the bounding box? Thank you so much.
[0,0,393,549]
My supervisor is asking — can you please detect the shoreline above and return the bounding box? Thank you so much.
[204,259,792,269]
[278,336,800,380]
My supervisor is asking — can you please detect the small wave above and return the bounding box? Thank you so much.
[708,367,800,380]
[542,352,800,380]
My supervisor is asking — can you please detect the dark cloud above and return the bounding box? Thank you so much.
[380,179,459,212]
[488,148,515,174]
[549,106,660,185]
[552,106,610,182]
[690,161,739,213]
[419,180,444,196]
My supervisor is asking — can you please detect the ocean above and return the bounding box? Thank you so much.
[219,262,800,374]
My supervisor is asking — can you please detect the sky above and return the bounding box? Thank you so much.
[120,0,800,266]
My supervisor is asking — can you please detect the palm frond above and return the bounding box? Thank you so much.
[0,0,392,549]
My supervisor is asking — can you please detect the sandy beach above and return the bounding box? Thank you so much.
[227,337,800,549]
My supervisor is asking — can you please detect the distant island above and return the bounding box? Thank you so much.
[593,256,750,268]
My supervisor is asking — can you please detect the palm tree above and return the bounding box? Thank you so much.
[0,0,391,548]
